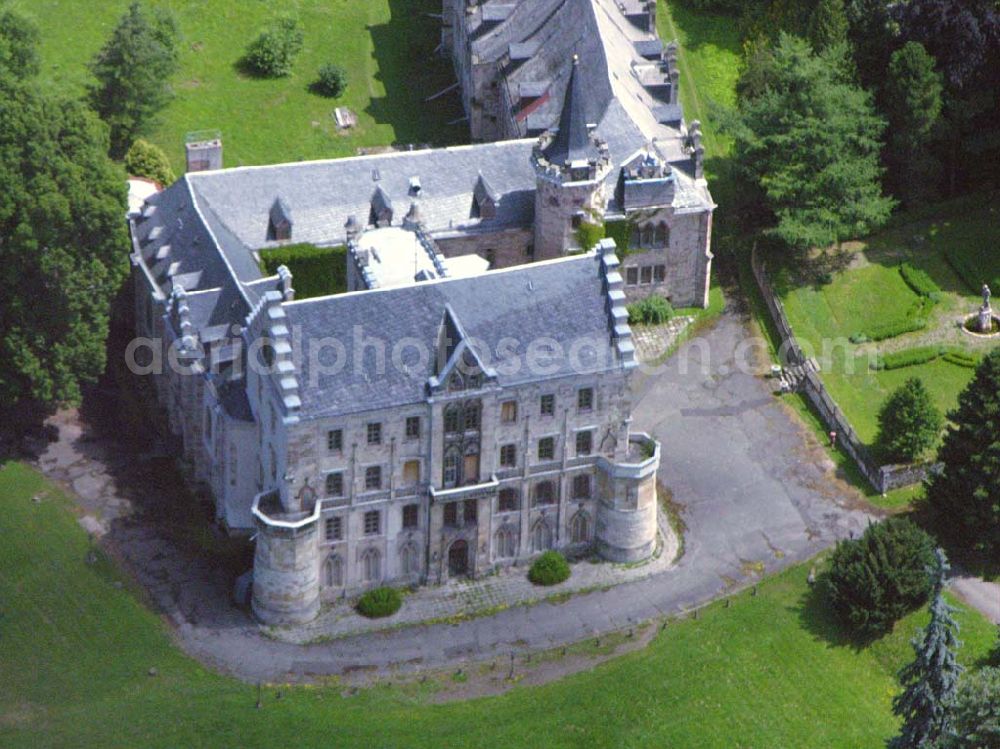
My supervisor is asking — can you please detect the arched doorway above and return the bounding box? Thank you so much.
[448,539,469,578]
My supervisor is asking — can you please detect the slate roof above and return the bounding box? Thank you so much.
[543,55,601,166]
[185,141,538,251]
[284,254,620,419]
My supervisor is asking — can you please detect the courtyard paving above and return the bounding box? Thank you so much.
[36,304,878,683]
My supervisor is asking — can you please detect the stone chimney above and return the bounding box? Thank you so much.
[185,133,223,173]
[688,121,704,179]
[665,43,680,106]
[277,264,294,301]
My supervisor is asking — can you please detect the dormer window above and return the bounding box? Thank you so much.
[268,197,292,241]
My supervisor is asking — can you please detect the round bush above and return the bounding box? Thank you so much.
[826,517,936,639]
[356,586,402,618]
[528,551,571,586]
[124,138,175,187]
[626,295,673,326]
[315,63,347,98]
[243,17,303,78]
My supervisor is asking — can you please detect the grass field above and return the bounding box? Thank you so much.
[2,460,996,748]
[9,0,464,169]
[777,198,1000,449]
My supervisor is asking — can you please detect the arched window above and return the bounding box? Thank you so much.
[360,548,381,584]
[570,511,592,544]
[533,480,556,506]
[531,519,553,552]
[641,224,654,247]
[654,222,669,248]
[400,543,420,576]
[324,555,343,588]
[630,225,641,248]
[443,404,461,433]
[494,526,517,559]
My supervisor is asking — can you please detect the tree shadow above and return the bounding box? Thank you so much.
[366,0,466,147]
[794,573,882,652]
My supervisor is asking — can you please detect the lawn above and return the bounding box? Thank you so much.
[777,198,1000,449]
[3,461,996,748]
[9,0,465,169]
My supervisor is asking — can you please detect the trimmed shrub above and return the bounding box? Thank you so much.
[528,551,571,586]
[941,349,981,368]
[243,17,303,78]
[259,244,346,299]
[356,587,402,618]
[314,63,347,97]
[124,138,175,186]
[898,262,941,299]
[826,517,937,639]
[627,295,674,325]
[870,345,942,371]
[853,298,934,342]
[876,376,943,462]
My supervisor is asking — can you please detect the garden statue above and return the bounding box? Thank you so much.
[979,283,993,333]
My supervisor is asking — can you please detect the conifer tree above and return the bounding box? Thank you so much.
[889,549,963,749]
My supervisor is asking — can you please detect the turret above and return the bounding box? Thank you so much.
[532,54,612,260]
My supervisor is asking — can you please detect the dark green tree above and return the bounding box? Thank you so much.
[881,43,944,206]
[124,138,175,186]
[807,0,849,52]
[88,2,179,158]
[844,0,897,91]
[726,34,894,250]
[826,517,937,639]
[926,348,1000,556]
[0,9,39,79]
[876,377,943,463]
[0,15,128,421]
[889,549,963,749]
[941,667,1000,748]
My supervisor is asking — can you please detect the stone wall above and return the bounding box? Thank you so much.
[750,245,941,494]
[433,226,534,269]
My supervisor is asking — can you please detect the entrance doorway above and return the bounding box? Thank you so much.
[448,539,469,578]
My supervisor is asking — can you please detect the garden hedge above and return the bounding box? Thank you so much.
[898,262,942,299]
[259,243,346,299]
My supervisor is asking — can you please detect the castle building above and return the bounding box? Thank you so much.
[127,0,712,624]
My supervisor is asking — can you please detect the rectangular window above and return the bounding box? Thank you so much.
[626,267,639,286]
[576,431,593,457]
[498,488,519,512]
[464,499,478,525]
[538,436,555,461]
[366,422,382,445]
[463,403,480,431]
[403,459,420,485]
[443,502,458,527]
[365,465,382,490]
[325,472,344,497]
[405,416,420,440]
[326,429,343,452]
[533,481,555,506]
[501,400,518,423]
[363,510,380,536]
[540,394,555,416]
[653,265,666,283]
[640,266,653,284]
[572,474,592,499]
[402,503,419,529]
[499,444,517,468]
[325,516,343,541]
[578,387,594,412]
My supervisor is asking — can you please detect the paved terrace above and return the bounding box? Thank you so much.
[38,306,873,683]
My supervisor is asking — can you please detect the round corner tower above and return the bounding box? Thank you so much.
[595,432,660,563]
[251,490,321,625]
[532,54,611,260]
